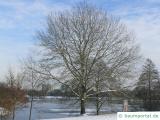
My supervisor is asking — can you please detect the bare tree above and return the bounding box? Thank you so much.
[37,2,139,114]
[6,67,25,89]
[90,60,117,115]
[41,83,51,97]
[23,56,45,120]
[5,68,26,120]
[135,59,160,111]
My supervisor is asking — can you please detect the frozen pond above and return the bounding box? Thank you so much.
[12,97,139,120]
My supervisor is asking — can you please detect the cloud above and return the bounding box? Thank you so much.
[0,38,33,79]
[0,0,70,30]
[0,0,71,79]
[0,0,160,79]
[111,2,160,67]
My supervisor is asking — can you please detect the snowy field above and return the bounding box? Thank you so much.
[40,114,117,120]
[12,97,141,120]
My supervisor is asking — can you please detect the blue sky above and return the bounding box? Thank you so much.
[0,0,160,79]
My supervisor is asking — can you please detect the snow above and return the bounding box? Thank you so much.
[40,114,117,120]
[13,97,125,120]
[45,96,64,99]
[45,96,79,100]
[0,107,9,116]
[49,108,115,113]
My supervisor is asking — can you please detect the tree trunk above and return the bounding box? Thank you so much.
[29,95,33,120]
[148,66,152,111]
[12,106,15,120]
[96,93,99,115]
[80,99,85,115]
[96,103,99,115]
[148,79,152,111]
[96,79,100,115]
[80,84,86,115]
[1,113,2,120]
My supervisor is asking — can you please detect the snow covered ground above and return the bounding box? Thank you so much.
[40,114,117,120]
[14,97,141,120]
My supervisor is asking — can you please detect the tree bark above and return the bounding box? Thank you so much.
[12,106,15,120]
[96,84,100,115]
[148,78,152,111]
[148,64,152,111]
[96,94,99,115]
[80,99,85,115]
[29,95,33,120]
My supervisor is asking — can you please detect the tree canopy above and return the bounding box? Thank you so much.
[37,2,140,114]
